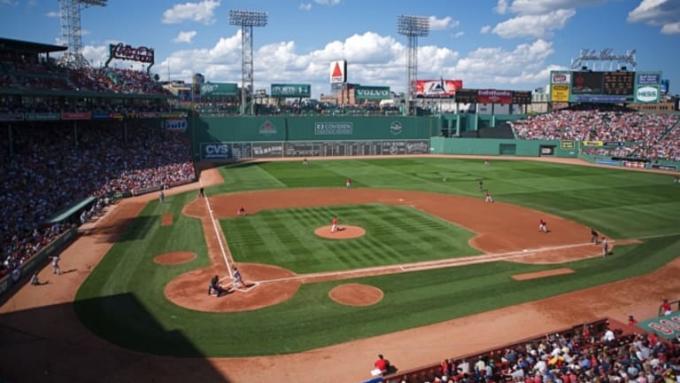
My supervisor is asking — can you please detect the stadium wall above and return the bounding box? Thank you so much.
[191,115,440,160]
[430,137,579,157]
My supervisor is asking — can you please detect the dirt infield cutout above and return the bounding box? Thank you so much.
[329,283,384,306]
[512,268,575,281]
[161,213,173,226]
[153,252,196,265]
[164,263,301,312]
[314,225,366,240]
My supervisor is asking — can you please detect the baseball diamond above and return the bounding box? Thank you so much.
[3,4,680,382]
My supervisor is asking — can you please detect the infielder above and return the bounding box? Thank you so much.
[539,219,548,233]
[51,255,61,275]
[484,191,494,203]
[601,237,609,257]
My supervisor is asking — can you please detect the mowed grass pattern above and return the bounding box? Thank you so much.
[74,158,680,356]
[222,204,479,273]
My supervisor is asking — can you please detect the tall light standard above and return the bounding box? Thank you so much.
[229,10,268,116]
[58,0,107,67]
[397,15,429,116]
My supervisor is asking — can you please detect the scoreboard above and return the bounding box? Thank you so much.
[603,72,634,95]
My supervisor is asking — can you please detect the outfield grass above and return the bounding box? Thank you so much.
[75,158,680,357]
[222,204,479,273]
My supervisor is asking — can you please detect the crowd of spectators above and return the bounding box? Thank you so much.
[0,123,195,279]
[511,110,680,161]
[392,322,680,383]
[1,56,168,96]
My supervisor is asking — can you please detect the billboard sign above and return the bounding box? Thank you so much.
[329,60,347,84]
[637,72,661,85]
[271,83,311,98]
[551,85,570,102]
[636,86,659,103]
[165,119,187,131]
[571,71,604,94]
[660,79,670,94]
[551,71,571,85]
[477,89,512,104]
[108,43,154,64]
[200,82,238,97]
[355,86,391,100]
[603,72,634,95]
[455,89,478,104]
[201,143,232,160]
[414,79,462,98]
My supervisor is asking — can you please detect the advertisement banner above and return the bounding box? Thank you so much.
[201,143,232,160]
[414,80,462,98]
[637,72,661,85]
[61,112,92,121]
[165,119,187,131]
[110,113,124,120]
[635,85,659,103]
[271,83,311,98]
[551,84,570,102]
[560,141,575,150]
[550,71,571,84]
[511,91,532,105]
[200,82,239,97]
[355,86,391,100]
[603,72,634,95]
[329,60,347,84]
[314,122,353,136]
[26,113,60,121]
[476,89,512,104]
[92,112,111,120]
[571,71,604,94]
[638,312,680,340]
[570,95,628,103]
[660,79,670,94]
[455,89,478,104]
[583,141,604,147]
[109,43,154,64]
[0,113,24,121]
[258,120,278,135]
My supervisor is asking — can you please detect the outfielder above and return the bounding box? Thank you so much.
[484,191,494,203]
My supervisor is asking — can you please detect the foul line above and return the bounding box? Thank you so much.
[203,194,234,279]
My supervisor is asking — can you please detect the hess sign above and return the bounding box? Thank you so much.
[109,43,155,64]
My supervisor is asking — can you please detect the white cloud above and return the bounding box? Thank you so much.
[314,0,341,5]
[428,16,459,30]
[508,0,604,14]
[156,31,558,96]
[0,0,18,6]
[495,0,508,14]
[81,45,109,67]
[299,3,312,11]
[480,25,492,34]
[46,10,59,18]
[492,9,576,38]
[453,31,465,38]
[174,30,198,43]
[628,0,680,34]
[162,0,220,25]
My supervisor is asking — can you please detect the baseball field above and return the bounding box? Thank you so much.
[71,157,680,361]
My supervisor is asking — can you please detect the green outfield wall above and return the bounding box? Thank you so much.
[430,137,579,157]
[191,115,440,160]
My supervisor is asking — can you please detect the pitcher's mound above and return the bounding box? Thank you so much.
[154,252,196,265]
[315,225,365,240]
[329,283,383,307]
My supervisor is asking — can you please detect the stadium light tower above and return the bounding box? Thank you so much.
[397,15,429,116]
[59,0,107,67]
[229,10,268,115]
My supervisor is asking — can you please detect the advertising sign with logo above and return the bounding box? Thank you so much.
[0,113,24,121]
[476,89,512,104]
[571,72,604,94]
[165,119,187,131]
[560,140,575,150]
[61,112,92,121]
[109,43,154,64]
[389,121,403,135]
[259,120,278,135]
[329,60,347,84]
[271,83,311,98]
[639,312,680,340]
[636,86,659,103]
[200,82,239,97]
[414,79,462,98]
[201,143,232,160]
[314,122,353,136]
[355,86,391,100]
[637,72,661,85]
[550,71,571,85]
[660,79,670,94]
[551,85,570,102]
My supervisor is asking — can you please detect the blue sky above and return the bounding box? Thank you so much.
[1,0,679,97]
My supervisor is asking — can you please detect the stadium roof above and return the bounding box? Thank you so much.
[0,37,67,54]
